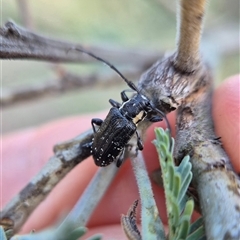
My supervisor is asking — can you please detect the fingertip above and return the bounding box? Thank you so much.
[212,75,240,172]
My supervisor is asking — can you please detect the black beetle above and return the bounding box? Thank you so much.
[71,48,171,167]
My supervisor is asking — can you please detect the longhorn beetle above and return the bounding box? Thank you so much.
[70,48,171,167]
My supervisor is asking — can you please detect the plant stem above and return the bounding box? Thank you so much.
[58,164,118,230]
[131,152,166,240]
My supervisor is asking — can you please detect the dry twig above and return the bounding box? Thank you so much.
[0,21,164,107]
[139,0,240,239]
[1,67,145,108]
[0,130,93,234]
[0,21,162,65]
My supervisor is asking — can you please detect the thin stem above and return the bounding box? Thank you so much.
[0,21,162,65]
[58,164,118,230]
[0,130,93,234]
[175,0,207,72]
[131,152,166,240]
[1,67,144,108]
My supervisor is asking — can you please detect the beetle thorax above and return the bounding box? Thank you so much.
[119,94,150,125]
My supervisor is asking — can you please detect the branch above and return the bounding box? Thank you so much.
[1,67,144,108]
[138,0,240,239]
[0,130,93,235]
[175,67,240,239]
[131,152,165,239]
[58,164,118,231]
[174,0,207,72]
[0,21,162,65]
[0,21,163,108]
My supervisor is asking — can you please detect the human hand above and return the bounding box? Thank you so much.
[2,75,239,239]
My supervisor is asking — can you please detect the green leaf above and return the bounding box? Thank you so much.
[177,155,191,173]
[170,199,180,228]
[87,234,102,240]
[68,227,87,239]
[176,216,191,240]
[189,217,204,233]
[187,217,206,240]
[179,194,189,214]
[182,199,194,217]
[186,225,206,240]
[172,172,181,198]
[168,164,175,191]
[154,128,200,240]
[178,172,192,204]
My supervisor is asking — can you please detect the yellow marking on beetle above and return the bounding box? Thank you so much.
[132,111,145,124]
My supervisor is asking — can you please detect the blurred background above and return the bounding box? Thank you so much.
[2,0,239,134]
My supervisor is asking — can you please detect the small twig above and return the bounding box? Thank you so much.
[1,71,96,107]
[0,21,162,65]
[0,130,93,235]
[131,152,166,240]
[174,0,207,72]
[58,164,118,231]
[0,21,163,108]
[1,67,144,108]
[10,225,87,240]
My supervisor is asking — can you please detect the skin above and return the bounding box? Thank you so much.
[2,75,239,239]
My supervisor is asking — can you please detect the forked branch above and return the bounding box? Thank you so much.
[138,0,240,239]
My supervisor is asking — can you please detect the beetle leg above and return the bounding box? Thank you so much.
[135,131,143,151]
[148,115,162,122]
[116,149,125,167]
[109,99,121,108]
[91,118,103,133]
[121,90,129,102]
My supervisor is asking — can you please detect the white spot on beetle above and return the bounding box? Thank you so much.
[141,95,147,100]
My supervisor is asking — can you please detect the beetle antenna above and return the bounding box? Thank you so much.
[68,47,140,93]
